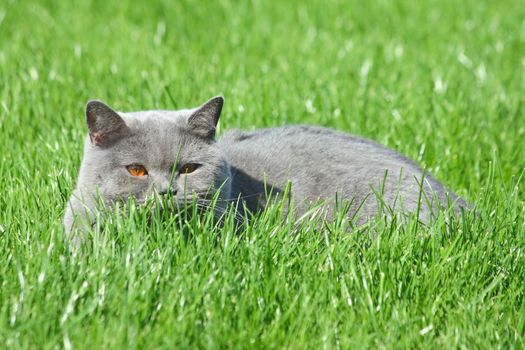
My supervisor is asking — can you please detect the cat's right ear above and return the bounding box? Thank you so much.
[187,96,224,139]
[86,100,130,147]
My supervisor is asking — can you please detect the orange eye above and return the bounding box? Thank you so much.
[126,164,148,177]
[179,163,199,174]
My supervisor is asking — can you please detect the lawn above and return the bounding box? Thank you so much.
[1,0,524,348]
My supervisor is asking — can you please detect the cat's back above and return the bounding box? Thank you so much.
[219,125,420,172]
[219,125,457,215]
[220,125,465,221]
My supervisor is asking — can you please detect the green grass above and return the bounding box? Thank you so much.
[1,0,524,348]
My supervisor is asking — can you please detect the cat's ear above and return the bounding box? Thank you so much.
[86,100,130,147]
[187,96,224,139]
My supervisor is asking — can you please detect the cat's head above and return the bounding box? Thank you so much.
[74,96,231,210]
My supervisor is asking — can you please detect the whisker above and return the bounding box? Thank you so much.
[171,194,246,227]
[198,200,245,225]
[190,190,266,203]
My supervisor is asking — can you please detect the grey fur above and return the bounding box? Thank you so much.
[64,97,465,241]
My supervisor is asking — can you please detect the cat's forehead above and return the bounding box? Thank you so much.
[106,109,209,161]
[118,109,195,138]
[120,109,192,127]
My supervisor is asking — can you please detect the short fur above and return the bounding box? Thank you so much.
[64,97,466,240]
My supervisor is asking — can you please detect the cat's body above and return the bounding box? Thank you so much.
[220,125,463,222]
[64,97,465,240]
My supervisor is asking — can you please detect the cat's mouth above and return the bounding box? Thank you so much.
[114,190,243,230]
[137,193,210,216]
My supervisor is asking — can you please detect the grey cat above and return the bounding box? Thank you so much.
[64,96,466,240]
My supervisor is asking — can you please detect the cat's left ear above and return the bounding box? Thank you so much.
[187,96,224,139]
[86,100,130,147]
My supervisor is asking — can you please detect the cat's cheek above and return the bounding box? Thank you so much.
[137,181,153,201]
[175,176,199,197]
[175,176,189,193]
[110,176,150,202]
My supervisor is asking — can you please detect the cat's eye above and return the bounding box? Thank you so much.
[179,163,200,174]
[126,164,148,177]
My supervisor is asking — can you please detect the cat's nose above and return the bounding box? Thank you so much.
[158,188,177,196]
